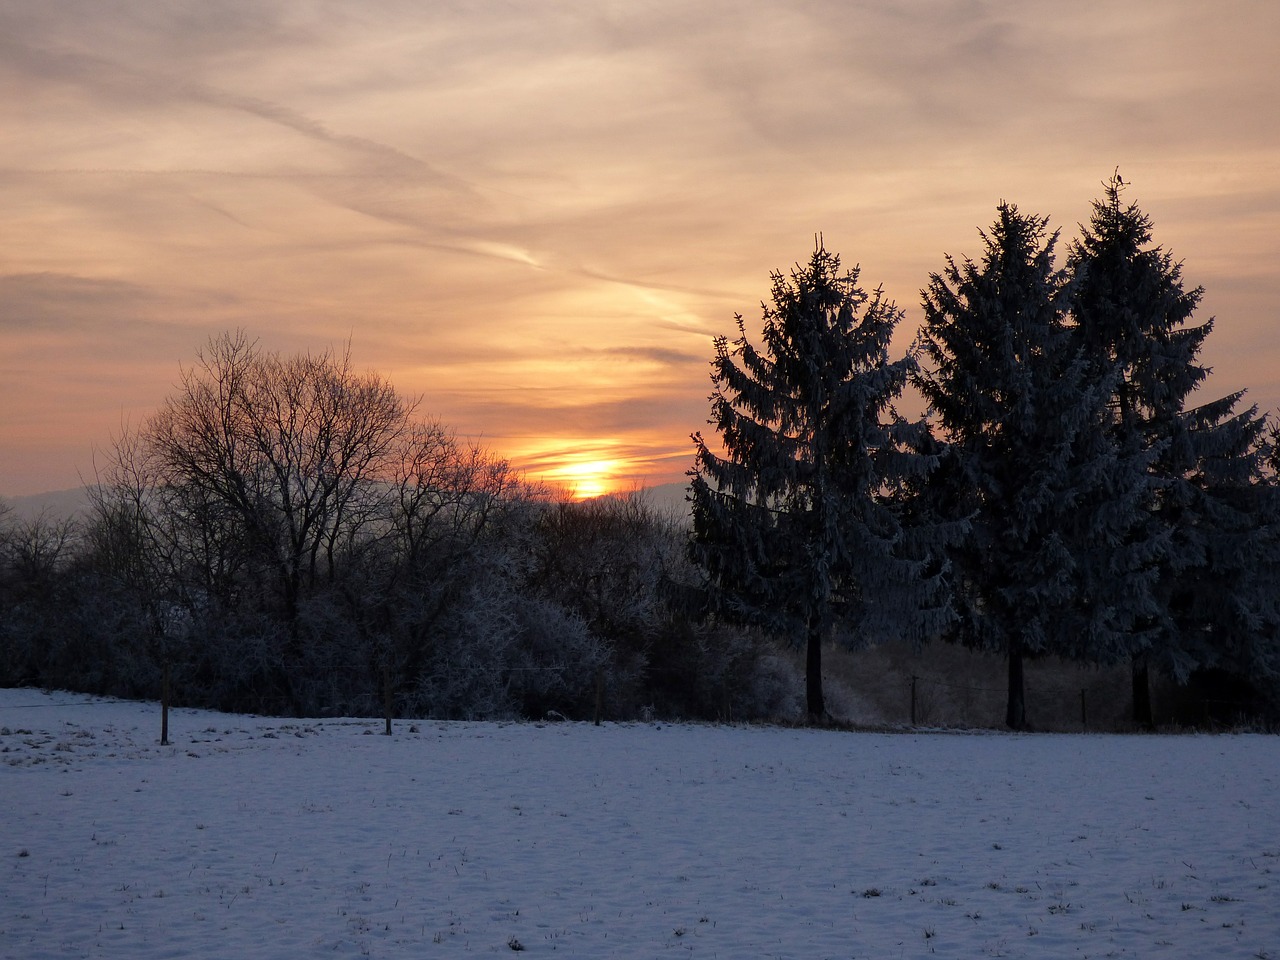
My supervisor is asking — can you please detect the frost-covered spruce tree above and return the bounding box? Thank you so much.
[913,202,1133,730]
[690,243,952,722]
[1168,414,1280,698]
[1069,173,1280,721]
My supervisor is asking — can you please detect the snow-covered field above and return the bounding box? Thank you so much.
[3,689,1277,959]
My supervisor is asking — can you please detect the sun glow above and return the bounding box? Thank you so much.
[499,437,642,501]
[551,459,622,500]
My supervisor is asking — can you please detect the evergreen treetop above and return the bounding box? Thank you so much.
[913,202,1148,727]
[691,243,952,719]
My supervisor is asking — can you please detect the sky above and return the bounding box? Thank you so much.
[3,0,1279,498]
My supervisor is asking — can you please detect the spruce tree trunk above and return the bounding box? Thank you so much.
[805,619,825,723]
[1131,653,1154,729]
[1005,644,1026,731]
[160,656,171,747]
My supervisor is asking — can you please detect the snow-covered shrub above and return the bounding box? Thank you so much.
[819,673,880,726]
[407,576,522,720]
[742,653,803,721]
[504,597,611,720]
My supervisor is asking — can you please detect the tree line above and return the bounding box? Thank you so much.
[0,334,795,736]
[3,173,1277,731]
[691,173,1280,729]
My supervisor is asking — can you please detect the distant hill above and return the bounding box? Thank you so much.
[630,481,690,518]
[4,487,93,523]
[2,482,695,525]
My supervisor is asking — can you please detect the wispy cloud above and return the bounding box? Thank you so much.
[2,0,1279,494]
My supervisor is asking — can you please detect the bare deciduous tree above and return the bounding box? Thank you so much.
[143,331,410,635]
[92,331,521,723]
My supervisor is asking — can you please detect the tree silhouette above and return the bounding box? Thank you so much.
[692,243,950,721]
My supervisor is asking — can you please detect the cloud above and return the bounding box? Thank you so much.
[0,273,162,331]
[1,0,1278,495]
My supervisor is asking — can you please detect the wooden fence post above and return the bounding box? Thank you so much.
[383,663,393,736]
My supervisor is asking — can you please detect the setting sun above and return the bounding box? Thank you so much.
[498,436,690,501]
[547,458,622,500]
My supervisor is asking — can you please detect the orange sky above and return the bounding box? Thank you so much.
[3,1,1279,498]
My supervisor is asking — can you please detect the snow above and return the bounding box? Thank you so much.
[3,688,1277,959]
